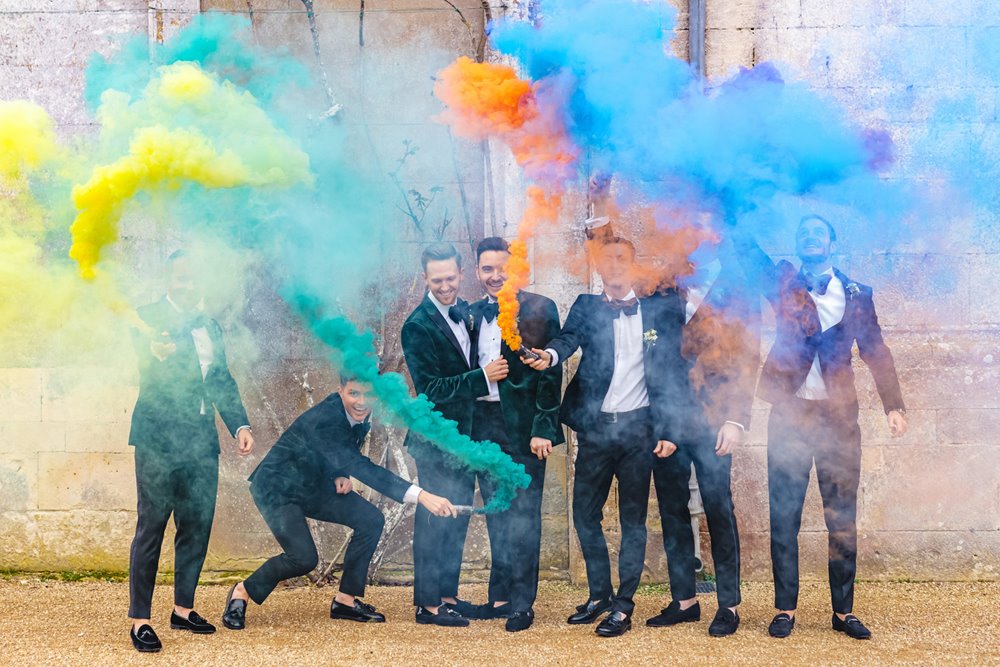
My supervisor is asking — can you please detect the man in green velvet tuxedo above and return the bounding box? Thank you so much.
[468,237,563,632]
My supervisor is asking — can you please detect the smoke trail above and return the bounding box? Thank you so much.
[434,57,577,351]
[72,14,529,510]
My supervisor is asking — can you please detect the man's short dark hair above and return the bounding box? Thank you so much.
[421,241,462,271]
[339,373,371,388]
[798,215,837,243]
[599,236,636,259]
[476,236,510,262]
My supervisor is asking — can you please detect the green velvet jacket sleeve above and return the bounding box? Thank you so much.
[530,298,564,443]
[401,319,489,403]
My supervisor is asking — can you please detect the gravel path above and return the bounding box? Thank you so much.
[0,579,996,665]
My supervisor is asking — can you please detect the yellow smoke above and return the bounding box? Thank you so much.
[70,61,313,280]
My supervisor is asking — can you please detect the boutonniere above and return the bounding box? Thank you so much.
[846,283,860,300]
[643,328,658,350]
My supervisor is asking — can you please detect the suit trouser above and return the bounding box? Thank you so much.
[128,449,218,619]
[573,410,653,615]
[243,483,386,604]
[653,425,742,608]
[768,398,861,614]
[475,402,547,612]
[411,444,476,607]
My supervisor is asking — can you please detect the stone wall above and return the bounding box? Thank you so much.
[0,0,996,585]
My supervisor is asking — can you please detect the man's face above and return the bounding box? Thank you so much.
[338,381,373,422]
[796,218,836,263]
[595,242,635,291]
[167,257,200,311]
[423,258,462,306]
[476,250,509,299]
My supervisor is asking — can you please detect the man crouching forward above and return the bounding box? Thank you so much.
[222,376,457,629]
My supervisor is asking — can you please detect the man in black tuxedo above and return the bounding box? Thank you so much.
[468,236,563,632]
[525,237,689,638]
[736,216,908,640]
[646,217,760,637]
[401,241,509,627]
[220,377,457,629]
[127,250,254,653]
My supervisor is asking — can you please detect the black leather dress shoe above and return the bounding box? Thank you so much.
[833,614,872,639]
[222,583,247,630]
[505,610,534,632]
[708,608,740,637]
[331,599,386,623]
[768,613,795,638]
[170,610,216,634]
[595,612,631,637]
[567,597,612,624]
[444,598,479,618]
[130,624,162,653]
[476,602,513,620]
[646,600,701,627]
[416,606,470,627]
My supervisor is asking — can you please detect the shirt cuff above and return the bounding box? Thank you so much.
[235,425,252,437]
[545,348,559,367]
[403,484,423,504]
[724,420,746,432]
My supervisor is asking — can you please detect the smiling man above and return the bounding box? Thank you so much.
[736,215,908,641]
[401,242,508,627]
[466,237,563,632]
[221,376,457,630]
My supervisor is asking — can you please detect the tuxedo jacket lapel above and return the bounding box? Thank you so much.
[423,297,470,368]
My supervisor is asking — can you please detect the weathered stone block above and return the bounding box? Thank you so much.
[0,458,38,511]
[936,408,1000,445]
[41,367,137,425]
[0,369,43,422]
[37,452,136,511]
[0,421,65,454]
[63,421,130,453]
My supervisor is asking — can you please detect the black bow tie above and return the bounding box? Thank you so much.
[481,300,499,323]
[351,421,370,444]
[606,297,639,319]
[802,271,832,296]
[448,301,470,326]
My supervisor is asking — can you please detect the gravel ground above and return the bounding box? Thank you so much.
[0,579,996,665]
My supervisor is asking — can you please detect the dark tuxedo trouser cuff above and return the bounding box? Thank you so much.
[128,453,218,619]
[652,431,741,608]
[767,401,860,613]
[573,419,653,615]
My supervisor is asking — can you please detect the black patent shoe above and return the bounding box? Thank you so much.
[476,602,513,620]
[833,614,872,640]
[331,599,386,623]
[646,600,701,627]
[170,609,216,634]
[130,624,162,653]
[595,611,631,637]
[768,613,795,638]
[567,597,613,624]
[416,606,470,627]
[708,608,740,637]
[221,583,248,630]
[505,609,534,632]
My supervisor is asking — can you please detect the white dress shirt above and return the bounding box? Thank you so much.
[795,268,846,400]
[165,295,250,435]
[428,291,471,363]
[476,298,502,402]
[684,258,722,324]
[345,409,422,504]
[601,290,650,413]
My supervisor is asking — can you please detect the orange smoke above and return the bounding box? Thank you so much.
[435,57,577,350]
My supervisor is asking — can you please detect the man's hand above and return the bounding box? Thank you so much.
[236,428,254,456]
[530,437,554,460]
[335,477,353,494]
[149,332,177,361]
[888,410,908,438]
[715,422,744,457]
[418,491,458,518]
[484,357,509,382]
[522,348,551,371]
[653,440,677,458]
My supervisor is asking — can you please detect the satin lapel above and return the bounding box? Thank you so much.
[423,297,469,368]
